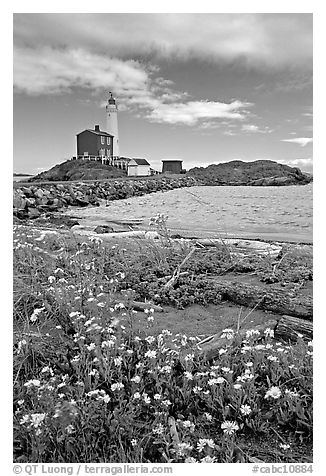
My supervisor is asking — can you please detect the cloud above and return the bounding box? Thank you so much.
[14,45,252,128]
[147,100,252,126]
[241,124,273,134]
[14,13,312,70]
[278,157,313,173]
[13,46,149,96]
[281,137,313,147]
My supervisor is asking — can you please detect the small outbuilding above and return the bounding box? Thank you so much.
[128,158,151,177]
[162,160,183,174]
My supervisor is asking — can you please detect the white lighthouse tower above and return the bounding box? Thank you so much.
[106,92,120,159]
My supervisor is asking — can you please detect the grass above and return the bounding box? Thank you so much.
[13,221,313,463]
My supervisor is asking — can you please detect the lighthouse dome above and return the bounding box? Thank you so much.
[108,92,116,105]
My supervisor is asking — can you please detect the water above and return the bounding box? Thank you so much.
[73,183,313,243]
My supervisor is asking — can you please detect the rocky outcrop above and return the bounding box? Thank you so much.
[13,176,199,220]
[28,158,126,182]
[187,160,312,186]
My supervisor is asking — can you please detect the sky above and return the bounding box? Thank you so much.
[13,13,313,174]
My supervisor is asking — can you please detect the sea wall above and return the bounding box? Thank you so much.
[13,176,199,219]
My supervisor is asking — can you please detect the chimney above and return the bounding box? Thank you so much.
[94,125,100,132]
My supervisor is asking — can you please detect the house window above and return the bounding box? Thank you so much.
[101,136,105,145]
[107,137,110,145]
[107,149,110,156]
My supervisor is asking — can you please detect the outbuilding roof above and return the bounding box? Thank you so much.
[130,158,150,166]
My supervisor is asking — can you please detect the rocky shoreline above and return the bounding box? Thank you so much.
[13,176,199,220]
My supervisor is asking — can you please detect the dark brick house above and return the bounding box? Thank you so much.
[76,125,114,159]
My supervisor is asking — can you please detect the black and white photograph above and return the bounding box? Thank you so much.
[12,9,313,469]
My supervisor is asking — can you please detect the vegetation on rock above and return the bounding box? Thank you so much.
[187,160,312,186]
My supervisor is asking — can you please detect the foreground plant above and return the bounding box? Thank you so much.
[13,224,313,463]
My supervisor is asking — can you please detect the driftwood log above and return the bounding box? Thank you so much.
[130,301,164,313]
[274,315,313,341]
[197,315,313,361]
[209,279,312,320]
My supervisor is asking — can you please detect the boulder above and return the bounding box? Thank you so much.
[13,194,26,210]
[94,225,114,234]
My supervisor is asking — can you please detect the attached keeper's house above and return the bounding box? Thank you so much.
[77,125,113,163]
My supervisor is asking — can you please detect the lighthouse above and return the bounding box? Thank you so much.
[106,92,120,158]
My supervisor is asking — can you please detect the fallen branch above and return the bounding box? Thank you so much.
[163,247,196,290]
[130,301,164,313]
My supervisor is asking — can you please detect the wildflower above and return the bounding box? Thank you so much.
[17,400,24,406]
[185,457,197,463]
[285,389,300,398]
[24,379,41,388]
[221,420,239,435]
[48,276,56,284]
[29,413,46,428]
[144,350,157,359]
[131,439,137,447]
[65,424,75,434]
[161,399,172,407]
[182,420,195,432]
[267,355,279,362]
[97,302,106,308]
[152,423,164,435]
[145,336,155,344]
[308,340,313,347]
[219,348,228,355]
[114,357,123,366]
[184,353,195,361]
[87,390,100,397]
[154,394,161,400]
[234,383,242,390]
[147,315,154,322]
[280,443,291,450]
[204,412,213,422]
[126,349,134,355]
[221,328,235,339]
[101,340,115,348]
[16,339,27,354]
[133,392,141,400]
[240,404,252,416]
[245,362,253,367]
[201,456,217,463]
[184,371,193,380]
[30,307,45,323]
[246,329,260,338]
[208,377,225,385]
[264,386,282,399]
[102,395,111,403]
[264,328,274,338]
[19,415,30,425]
[111,383,124,392]
[177,442,193,456]
[131,376,141,384]
[86,343,96,351]
[160,365,172,374]
[193,386,202,394]
[197,438,215,452]
[221,367,233,373]
[88,369,99,377]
